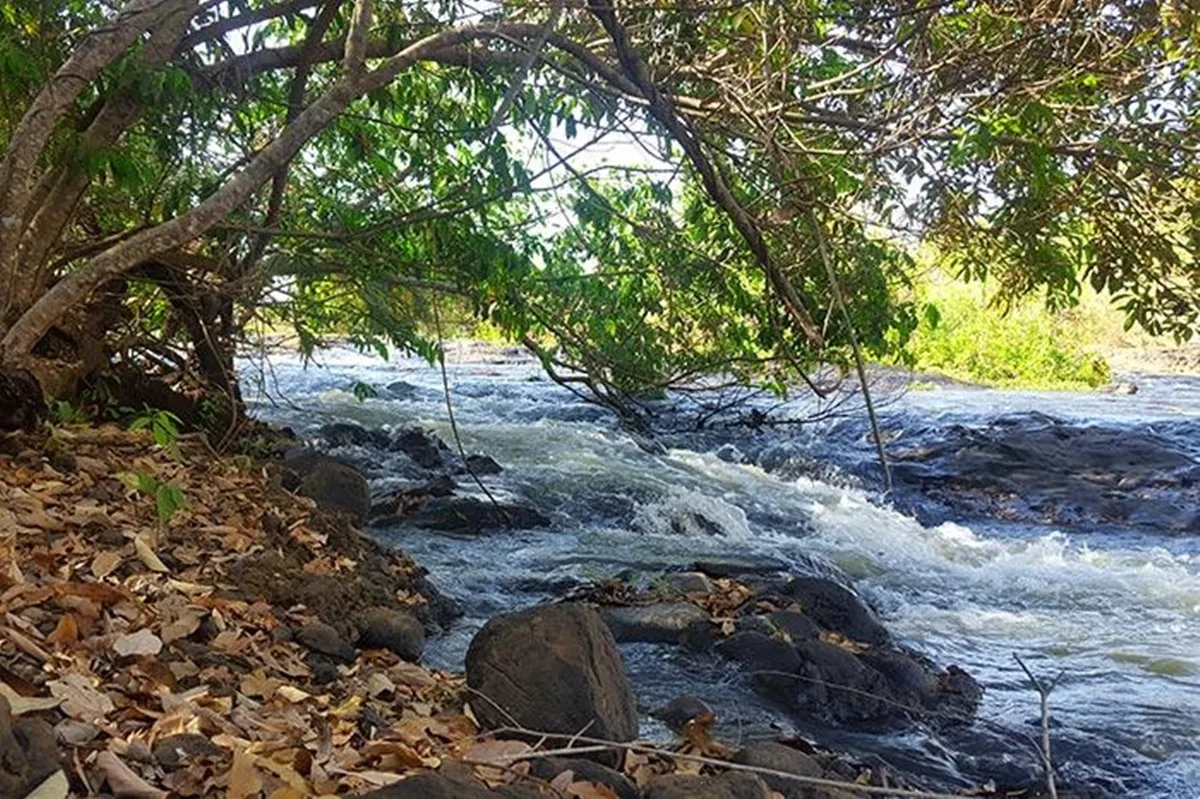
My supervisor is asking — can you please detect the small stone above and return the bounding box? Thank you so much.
[357,607,425,662]
[652,695,713,734]
[295,622,357,663]
[661,571,715,596]
[464,454,503,475]
[530,757,639,799]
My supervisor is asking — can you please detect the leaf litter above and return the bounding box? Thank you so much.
[0,424,895,799]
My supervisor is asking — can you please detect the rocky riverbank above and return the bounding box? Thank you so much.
[0,421,1101,798]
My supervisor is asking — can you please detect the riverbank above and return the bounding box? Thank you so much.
[0,422,964,798]
[1,420,1095,798]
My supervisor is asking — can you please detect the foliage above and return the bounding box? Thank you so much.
[903,267,1113,390]
[129,408,182,456]
[0,0,1196,414]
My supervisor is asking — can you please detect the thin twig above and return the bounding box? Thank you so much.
[808,209,892,493]
[1014,654,1063,799]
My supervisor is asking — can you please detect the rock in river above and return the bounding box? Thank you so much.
[601,602,712,649]
[403,496,550,534]
[466,603,638,758]
[282,450,370,522]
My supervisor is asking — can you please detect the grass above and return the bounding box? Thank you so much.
[898,266,1165,390]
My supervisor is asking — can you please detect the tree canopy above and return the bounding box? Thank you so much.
[0,0,1196,423]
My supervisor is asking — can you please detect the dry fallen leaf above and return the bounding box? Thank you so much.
[96,751,168,799]
[228,748,264,799]
[22,769,69,799]
[113,628,163,657]
[47,674,114,721]
[570,781,622,799]
[134,535,169,573]
[91,550,122,579]
[0,681,61,715]
[464,739,532,786]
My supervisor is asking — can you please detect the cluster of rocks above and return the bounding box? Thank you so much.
[363,602,881,799]
[590,568,983,729]
[280,422,548,535]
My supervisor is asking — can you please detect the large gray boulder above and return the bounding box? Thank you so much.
[465,603,638,750]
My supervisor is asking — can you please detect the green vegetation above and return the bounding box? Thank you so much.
[0,0,1195,425]
[903,267,1115,389]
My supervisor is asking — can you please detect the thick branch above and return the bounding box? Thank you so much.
[0,23,540,362]
[0,0,195,312]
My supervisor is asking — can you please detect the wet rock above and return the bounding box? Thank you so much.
[778,577,890,646]
[937,664,984,721]
[321,422,389,449]
[889,414,1200,533]
[530,757,638,799]
[692,558,790,579]
[861,649,939,710]
[793,640,890,723]
[740,610,821,643]
[283,451,370,522]
[295,622,357,664]
[464,454,503,475]
[357,607,425,662]
[391,428,448,469]
[660,571,715,595]
[652,695,713,734]
[153,733,223,768]
[465,603,638,756]
[386,381,423,400]
[715,632,801,706]
[730,741,842,799]
[601,602,712,649]
[642,772,771,799]
[406,496,550,534]
[0,695,59,797]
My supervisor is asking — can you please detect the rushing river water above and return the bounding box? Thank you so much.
[241,347,1200,798]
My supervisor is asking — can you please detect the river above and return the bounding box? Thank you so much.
[240,346,1199,797]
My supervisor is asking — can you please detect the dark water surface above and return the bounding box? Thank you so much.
[241,349,1199,797]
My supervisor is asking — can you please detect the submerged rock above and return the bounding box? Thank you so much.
[391,427,449,469]
[404,496,550,534]
[465,603,638,758]
[321,421,389,449]
[889,414,1200,533]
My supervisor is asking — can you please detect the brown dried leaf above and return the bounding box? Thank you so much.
[95,751,168,799]
[464,739,531,786]
[91,550,122,579]
[113,628,163,657]
[134,535,169,573]
[570,781,622,799]
[23,769,69,799]
[47,674,114,721]
[0,681,61,715]
[228,748,264,799]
